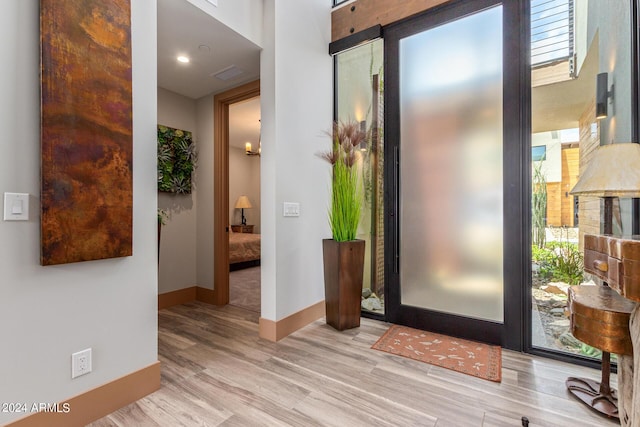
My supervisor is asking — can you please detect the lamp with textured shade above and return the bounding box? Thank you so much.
[566,142,640,419]
[234,195,252,225]
[570,143,640,198]
[571,142,640,235]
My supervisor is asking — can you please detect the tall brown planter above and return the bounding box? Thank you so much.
[322,239,365,331]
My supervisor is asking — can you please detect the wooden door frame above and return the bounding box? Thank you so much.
[212,80,260,305]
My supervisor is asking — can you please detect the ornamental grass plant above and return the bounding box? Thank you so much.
[318,121,366,242]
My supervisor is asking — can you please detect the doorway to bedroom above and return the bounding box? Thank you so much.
[212,80,261,310]
[228,96,261,313]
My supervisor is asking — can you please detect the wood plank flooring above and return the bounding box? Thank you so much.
[90,302,617,426]
[229,267,260,313]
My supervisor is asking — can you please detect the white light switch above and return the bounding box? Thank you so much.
[283,202,300,217]
[4,193,29,221]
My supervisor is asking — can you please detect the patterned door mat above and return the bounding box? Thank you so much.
[372,324,502,382]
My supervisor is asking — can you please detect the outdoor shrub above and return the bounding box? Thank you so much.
[580,343,602,358]
[531,162,547,248]
[531,245,553,264]
[579,343,617,362]
[536,242,584,285]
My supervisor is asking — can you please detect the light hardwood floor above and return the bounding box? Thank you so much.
[90,302,617,426]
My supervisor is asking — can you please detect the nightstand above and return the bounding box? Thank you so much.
[231,224,254,233]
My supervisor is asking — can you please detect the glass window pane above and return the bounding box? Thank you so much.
[399,6,504,322]
[530,0,634,357]
[335,39,385,314]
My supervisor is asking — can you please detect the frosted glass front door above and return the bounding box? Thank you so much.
[399,6,504,322]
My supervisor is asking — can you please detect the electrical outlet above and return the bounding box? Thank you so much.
[71,348,92,379]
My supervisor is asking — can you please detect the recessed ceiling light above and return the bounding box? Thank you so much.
[177,56,190,63]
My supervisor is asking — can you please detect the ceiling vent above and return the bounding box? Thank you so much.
[212,65,244,81]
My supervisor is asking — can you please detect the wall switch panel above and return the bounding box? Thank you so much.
[283,202,300,217]
[3,193,29,221]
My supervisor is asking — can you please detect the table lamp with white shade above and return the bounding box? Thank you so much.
[234,195,253,226]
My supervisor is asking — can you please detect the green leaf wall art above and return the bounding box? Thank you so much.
[157,125,196,194]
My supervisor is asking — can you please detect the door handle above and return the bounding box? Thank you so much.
[393,146,399,274]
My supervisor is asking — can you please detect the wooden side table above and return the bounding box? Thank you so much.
[566,285,634,418]
[231,224,254,233]
[566,234,640,423]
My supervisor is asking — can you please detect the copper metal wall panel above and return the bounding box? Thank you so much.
[40,0,132,265]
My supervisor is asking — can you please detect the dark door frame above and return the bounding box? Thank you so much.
[632,0,640,235]
[383,0,530,350]
[212,80,260,305]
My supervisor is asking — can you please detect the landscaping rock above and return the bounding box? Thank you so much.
[362,294,383,312]
[558,332,583,349]
[542,283,569,295]
[532,272,582,355]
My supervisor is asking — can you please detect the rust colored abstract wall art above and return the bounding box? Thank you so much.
[40,0,133,265]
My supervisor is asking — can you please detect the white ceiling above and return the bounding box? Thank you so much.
[532,42,598,133]
[157,0,261,99]
[157,0,261,150]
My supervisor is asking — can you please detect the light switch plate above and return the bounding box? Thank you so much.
[283,202,300,217]
[3,193,29,221]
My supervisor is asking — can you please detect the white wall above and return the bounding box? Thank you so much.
[0,1,158,424]
[261,0,332,320]
[157,87,198,294]
[187,0,263,47]
[585,0,633,145]
[229,147,261,232]
[574,0,588,73]
[531,131,562,183]
[190,1,265,291]
[158,0,331,324]
[195,94,215,289]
